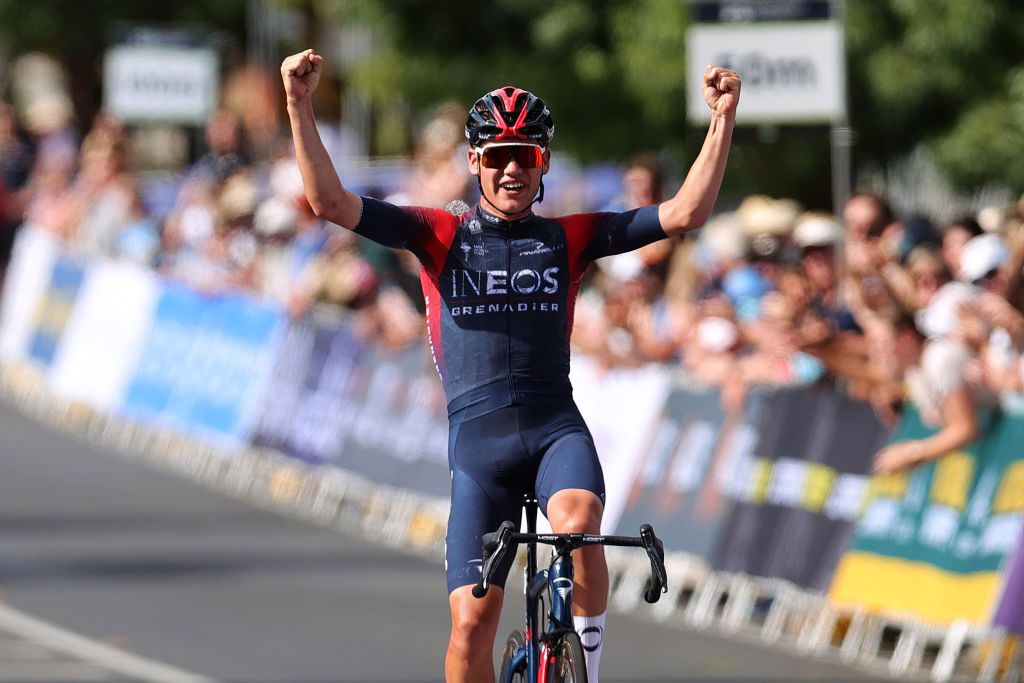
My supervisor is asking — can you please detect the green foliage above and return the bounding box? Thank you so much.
[847,0,1024,190]
[4,0,1024,197]
[0,1,248,56]
[316,0,693,163]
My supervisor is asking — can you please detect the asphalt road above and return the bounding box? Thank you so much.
[0,401,884,683]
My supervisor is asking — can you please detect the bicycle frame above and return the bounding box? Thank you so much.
[504,497,577,683]
[477,496,667,683]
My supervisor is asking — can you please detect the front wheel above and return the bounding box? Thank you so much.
[552,631,588,683]
[498,629,527,683]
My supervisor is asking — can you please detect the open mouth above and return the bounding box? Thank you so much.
[500,182,526,193]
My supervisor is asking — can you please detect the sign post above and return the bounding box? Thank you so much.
[687,1,850,212]
[103,29,218,125]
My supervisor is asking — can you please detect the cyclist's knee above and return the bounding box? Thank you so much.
[448,585,503,652]
[546,489,603,533]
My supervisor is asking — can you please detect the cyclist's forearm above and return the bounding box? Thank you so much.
[658,113,734,237]
[288,98,362,228]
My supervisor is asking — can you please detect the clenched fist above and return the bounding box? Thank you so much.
[703,65,741,119]
[281,49,323,105]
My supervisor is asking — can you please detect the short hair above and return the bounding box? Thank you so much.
[849,191,894,237]
[946,215,984,238]
[625,152,663,189]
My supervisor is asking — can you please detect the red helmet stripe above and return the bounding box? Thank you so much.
[492,86,528,112]
[490,86,533,141]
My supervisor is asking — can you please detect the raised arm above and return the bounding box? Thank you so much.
[281,49,362,228]
[658,65,740,237]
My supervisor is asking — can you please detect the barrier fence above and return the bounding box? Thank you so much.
[2,226,1024,682]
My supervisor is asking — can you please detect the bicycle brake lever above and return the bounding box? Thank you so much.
[640,524,668,603]
[472,520,517,599]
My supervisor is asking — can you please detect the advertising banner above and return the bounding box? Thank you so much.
[122,283,283,445]
[0,227,61,361]
[571,356,673,534]
[830,407,1024,623]
[48,260,160,411]
[612,381,756,560]
[249,311,451,497]
[711,387,888,590]
[25,256,85,368]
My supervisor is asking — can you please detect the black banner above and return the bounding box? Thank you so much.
[250,310,451,497]
[710,386,890,590]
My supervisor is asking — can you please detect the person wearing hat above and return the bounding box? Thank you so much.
[954,234,1024,394]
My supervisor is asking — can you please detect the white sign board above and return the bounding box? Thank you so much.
[104,46,218,124]
[687,22,845,124]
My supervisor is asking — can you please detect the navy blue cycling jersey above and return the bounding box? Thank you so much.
[355,197,666,420]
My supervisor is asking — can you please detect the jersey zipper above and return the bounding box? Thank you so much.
[505,226,517,404]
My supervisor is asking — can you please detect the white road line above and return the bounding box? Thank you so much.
[0,602,218,683]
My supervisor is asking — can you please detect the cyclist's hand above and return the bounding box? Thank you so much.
[281,49,323,105]
[703,65,740,119]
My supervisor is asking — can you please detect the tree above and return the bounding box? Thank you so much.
[846,0,1024,191]
[311,0,691,163]
[0,1,249,129]
[318,0,1024,202]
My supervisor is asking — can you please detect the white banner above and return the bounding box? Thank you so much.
[48,260,159,411]
[0,226,60,362]
[687,21,845,124]
[104,46,218,124]
[571,357,672,534]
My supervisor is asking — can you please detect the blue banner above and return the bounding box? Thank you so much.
[121,283,283,444]
[27,256,84,367]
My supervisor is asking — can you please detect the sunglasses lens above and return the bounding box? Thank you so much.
[480,145,543,169]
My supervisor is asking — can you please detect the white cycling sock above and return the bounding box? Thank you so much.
[573,612,606,683]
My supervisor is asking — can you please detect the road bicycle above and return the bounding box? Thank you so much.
[473,494,667,683]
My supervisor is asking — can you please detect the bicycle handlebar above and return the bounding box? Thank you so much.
[471,521,668,603]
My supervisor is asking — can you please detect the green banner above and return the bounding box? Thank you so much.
[830,406,1024,623]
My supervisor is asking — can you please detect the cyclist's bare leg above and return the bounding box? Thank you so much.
[546,488,608,614]
[446,584,504,683]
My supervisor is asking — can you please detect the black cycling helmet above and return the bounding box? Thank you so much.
[465,86,554,149]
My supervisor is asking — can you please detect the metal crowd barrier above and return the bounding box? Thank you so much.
[0,360,1018,683]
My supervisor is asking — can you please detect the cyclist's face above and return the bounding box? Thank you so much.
[468,142,549,219]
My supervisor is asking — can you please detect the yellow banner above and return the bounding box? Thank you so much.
[829,552,1000,624]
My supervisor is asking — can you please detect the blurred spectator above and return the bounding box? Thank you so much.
[251,152,331,307]
[873,288,995,475]
[113,182,162,266]
[603,152,663,213]
[162,171,259,293]
[365,104,472,315]
[941,215,984,278]
[293,229,378,313]
[64,116,133,258]
[0,103,36,285]
[953,234,1024,396]
[191,109,247,184]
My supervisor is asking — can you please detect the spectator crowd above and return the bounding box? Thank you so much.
[3,87,1024,479]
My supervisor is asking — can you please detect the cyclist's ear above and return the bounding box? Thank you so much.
[542,148,550,175]
[467,148,481,177]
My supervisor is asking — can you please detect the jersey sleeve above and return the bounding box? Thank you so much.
[353,196,458,275]
[562,205,667,276]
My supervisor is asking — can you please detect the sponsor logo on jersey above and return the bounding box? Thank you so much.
[450,267,560,298]
[459,241,488,257]
[519,240,561,256]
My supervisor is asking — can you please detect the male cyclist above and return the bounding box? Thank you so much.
[281,48,740,683]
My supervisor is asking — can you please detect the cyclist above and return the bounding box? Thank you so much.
[281,48,740,683]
